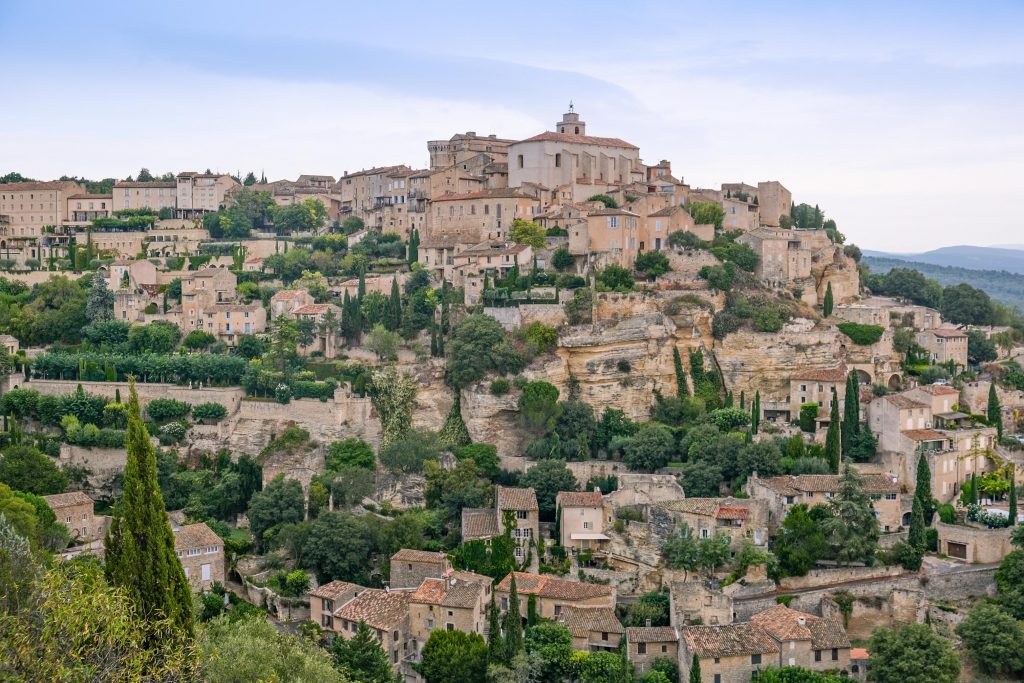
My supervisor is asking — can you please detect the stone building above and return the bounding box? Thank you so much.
[558,605,624,652]
[917,328,968,367]
[789,365,848,425]
[935,521,1013,562]
[389,549,449,590]
[659,497,771,547]
[427,189,539,244]
[568,207,642,270]
[42,490,95,541]
[555,490,611,551]
[175,172,240,218]
[407,571,491,656]
[64,193,112,227]
[181,267,266,344]
[173,522,224,592]
[749,604,851,673]
[427,131,515,171]
[0,180,85,238]
[755,181,793,228]
[333,588,411,670]
[680,623,780,683]
[747,473,903,532]
[644,205,713,251]
[496,572,614,621]
[309,580,364,631]
[461,486,539,564]
[113,181,178,213]
[670,581,734,627]
[625,626,679,676]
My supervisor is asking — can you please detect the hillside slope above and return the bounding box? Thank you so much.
[863,245,1024,274]
[864,255,1024,309]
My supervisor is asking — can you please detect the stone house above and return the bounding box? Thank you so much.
[556,490,611,551]
[390,549,450,589]
[626,626,679,676]
[746,473,903,532]
[670,581,734,627]
[659,497,771,548]
[309,580,364,631]
[0,334,19,355]
[42,490,95,541]
[269,288,315,319]
[680,623,780,683]
[570,208,642,270]
[333,588,411,670]
[834,296,942,331]
[64,193,112,227]
[428,188,540,244]
[755,181,792,228]
[113,180,178,213]
[452,240,532,292]
[644,205,713,251]
[0,180,85,239]
[173,522,224,592]
[179,267,265,344]
[496,572,614,621]
[789,365,848,425]
[290,303,342,359]
[461,486,539,564]
[334,272,408,300]
[917,328,968,367]
[869,393,933,452]
[749,604,851,673]
[175,172,240,218]
[407,571,491,658]
[935,521,1013,562]
[558,605,624,652]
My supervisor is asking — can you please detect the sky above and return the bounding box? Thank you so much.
[1,1,1022,253]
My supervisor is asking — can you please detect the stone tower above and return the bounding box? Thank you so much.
[557,103,587,136]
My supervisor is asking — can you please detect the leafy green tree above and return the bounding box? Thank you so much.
[0,445,68,495]
[866,623,959,683]
[955,602,1024,677]
[386,278,402,331]
[416,629,488,683]
[634,251,671,279]
[366,324,402,361]
[456,443,501,480]
[822,282,833,317]
[524,622,574,683]
[331,620,396,683]
[623,590,670,627]
[521,460,578,521]
[623,423,674,472]
[302,511,374,585]
[914,452,934,523]
[1010,464,1017,526]
[988,382,1002,439]
[509,219,546,249]
[576,650,629,683]
[446,314,524,388]
[327,438,375,471]
[596,265,634,291]
[662,524,700,580]
[751,390,760,434]
[85,270,114,323]
[941,283,994,326]
[967,330,998,365]
[688,653,701,683]
[908,495,925,550]
[552,247,574,271]
[686,201,724,229]
[378,428,439,475]
[771,504,826,577]
[487,592,505,664]
[824,389,841,473]
[822,465,879,566]
[756,668,845,682]
[424,458,492,529]
[104,381,194,642]
[518,381,560,435]
[673,347,689,397]
[996,550,1024,618]
[247,475,304,548]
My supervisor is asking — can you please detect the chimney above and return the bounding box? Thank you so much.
[645,619,652,627]
[797,616,806,626]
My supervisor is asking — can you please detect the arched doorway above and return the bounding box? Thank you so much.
[855,369,872,385]
[888,374,902,391]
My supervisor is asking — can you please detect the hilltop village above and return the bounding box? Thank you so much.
[2,108,1024,682]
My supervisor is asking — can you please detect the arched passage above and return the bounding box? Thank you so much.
[888,373,903,391]
[855,369,872,385]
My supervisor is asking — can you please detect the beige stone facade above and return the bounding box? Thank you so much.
[789,365,848,425]
[428,131,514,171]
[428,189,539,244]
[681,623,780,683]
[0,181,85,238]
[173,522,224,592]
[461,486,539,565]
[556,490,611,550]
[559,605,624,652]
[750,604,851,673]
[935,521,1013,563]
[747,473,903,532]
[42,490,95,542]
[660,497,771,548]
[309,580,364,631]
[407,571,490,650]
[496,572,615,621]
[917,328,968,367]
[390,549,449,590]
[626,626,679,676]
[756,181,792,228]
[176,172,240,217]
[181,267,265,343]
[332,588,411,670]
[113,181,178,213]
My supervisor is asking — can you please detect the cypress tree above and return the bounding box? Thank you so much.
[915,451,933,524]
[740,390,746,410]
[689,653,702,683]
[823,282,834,317]
[672,347,689,397]
[487,592,504,664]
[908,494,925,549]
[1010,465,1018,526]
[842,371,860,457]
[988,383,1002,439]
[503,574,523,661]
[750,390,761,435]
[825,388,841,473]
[725,391,733,408]
[408,228,420,266]
[527,594,538,626]
[115,388,121,404]
[104,380,194,641]
[386,278,402,331]
[970,472,978,505]
[357,268,366,299]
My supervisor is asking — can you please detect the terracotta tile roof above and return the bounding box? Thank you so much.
[392,549,446,564]
[850,647,869,660]
[114,181,177,189]
[410,577,483,609]
[663,498,722,516]
[173,522,221,550]
[244,256,265,264]
[41,491,93,509]
[310,580,362,600]
[626,626,678,643]
[902,428,948,442]
[765,474,898,495]
[916,384,959,396]
[682,623,779,658]
[292,303,339,316]
[557,491,604,508]
[271,290,307,300]
[931,328,967,338]
[750,605,817,641]
[883,394,928,409]
[716,506,749,520]
[793,365,847,383]
[497,572,613,602]
[497,486,538,511]
[334,588,409,631]
[338,165,409,180]
[430,189,536,202]
[808,617,850,649]
[297,174,337,184]
[461,508,499,540]
[559,606,623,638]
[647,205,685,217]
[520,131,638,150]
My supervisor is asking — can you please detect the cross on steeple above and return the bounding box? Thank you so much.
[568,100,574,113]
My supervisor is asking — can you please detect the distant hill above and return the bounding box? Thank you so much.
[863,245,1024,274]
[864,256,1024,310]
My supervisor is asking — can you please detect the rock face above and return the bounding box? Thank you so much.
[715,327,842,399]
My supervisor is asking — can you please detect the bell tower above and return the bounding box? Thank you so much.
[556,101,586,136]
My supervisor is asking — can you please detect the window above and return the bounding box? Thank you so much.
[751,654,762,665]
[201,564,211,581]
[815,650,822,662]
[517,510,528,519]
[714,676,721,683]
[518,155,524,168]
[555,153,561,168]
[637,643,646,654]
[394,631,399,642]
[607,216,618,228]
[554,605,561,616]
[661,645,667,653]
[601,632,608,641]
[446,623,454,631]
[322,614,333,628]
[831,648,838,661]
[583,521,592,530]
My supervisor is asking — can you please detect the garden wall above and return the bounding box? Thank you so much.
[27,379,245,413]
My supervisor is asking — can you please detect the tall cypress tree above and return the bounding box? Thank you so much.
[503,574,523,661]
[105,380,194,640]
[915,451,933,523]
[842,371,860,457]
[357,268,366,299]
[825,387,841,473]
[970,472,978,505]
[823,282,834,317]
[750,390,761,435]
[689,348,705,388]
[386,278,402,331]
[408,228,420,266]
[673,347,689,397]
[689,653,702,683]
[740,390,746,410]
[908,494,925,549]
[487,592,504,664]
[1010,464,1018,527]
[988,383,1002,439]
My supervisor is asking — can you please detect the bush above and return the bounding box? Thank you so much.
[634,251,671,279]
[698,263,736,291]
[938,503,956,524]
[667,230,708,249]
[143,303,159,314]
[753,307,784,333]
[596,265,634,291]
[926,528,938,552]
[836,322,885,346]
[617,360,631,373]
[551,247,574,271]
[587,194,618,209]
[519,321,558,355]
[564,288,594,325]
[326,438,374,471]
[182,330,217,349]
[489,378,511,396]
[799,403,819,432]
[712,311,742,339]
[145,398,191,422]
[192,402,227,422]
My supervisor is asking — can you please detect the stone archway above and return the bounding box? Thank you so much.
[855,369,872,385]
[888,373,902,390]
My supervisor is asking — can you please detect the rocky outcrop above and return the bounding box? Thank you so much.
[714,325,843,398]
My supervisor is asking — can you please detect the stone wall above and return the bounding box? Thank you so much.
[59,444,126,498]
[563,460,629,489]
[714,327,842,399]
[777,565,905,591]
[519,304,566,327]
[27,379,245,413]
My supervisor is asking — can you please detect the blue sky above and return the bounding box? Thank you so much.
[1,1,1021,252]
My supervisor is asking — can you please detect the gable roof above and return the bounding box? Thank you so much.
[626,626,679,643]
[763,474,898,495]
[883,394,928,410]
[647,205,686,218]
[559,606,624,638]
[410,577,483,609]
[496,486,538,511]
[461,508,499,540]
[309,580,362,601]
[519,131,638,150]
[334,589,409,631]
[792,365,848,383]
[556,491,604,508]
[497,572,613,602]
[174,522,221,550]
[391,549,446,564]
[41,491,93,509]
[915,384,959,396]
[682,623,779,658]
[749,604,850,649]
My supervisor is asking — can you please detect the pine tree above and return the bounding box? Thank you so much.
[823,281,834,317]
[104,380,194,641]
[908,494,925,549]
[1010,464,1018,527]
[386,278,402,331]
[487,592,504,664]
[842,371,860,458]
[331,620,394,682]
[915,451,933,523]
[988,383,1002,439]
[689,653,702,683]
[825,388,841,473]
[86,270,115,323]
[672,347,689,397]
[503,574,523,661]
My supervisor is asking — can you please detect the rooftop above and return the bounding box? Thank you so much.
[750,605,850,649]
[882,394,928,410]
[625,626,679,643]
[496,486,538,511]
[556,491,605,508]
[916,384,959,396]
[391,549,446,564]
[430,188,536,203]
[41,490,93,509]
[334,588,409,631]
[763,473,898,495]
[559,606,624,638]
[410,577,483,609]
[792,365,848,383]
[683,623,779,658]
[497,572,613,602]
[461,508,499,540]
[519,131,638,150]
[309,580,362,601]
[174,522,221,550]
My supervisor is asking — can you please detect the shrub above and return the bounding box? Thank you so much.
[836,322,885,346]
[564,288,593,325]
[551,247,574,271]
[799,403,819,432]
[667,230,708,249]
[145,398,191,422]
[634,251,671,279]
[617,360,632,373]
[937,503,956,524]
[489,378,511,396]
[192,402,227,422]
[519,321,558,355]
[698,263,736,291]
[182,330,217,349]
[596,265,634,291]
[753,307,784,333]
[712,311,742,339]
[926,528,938,552]
[587,194,618,209]
[143,303,159,314]
[326,438,374,471]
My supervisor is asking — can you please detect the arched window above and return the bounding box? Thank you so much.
[575,126,579,134]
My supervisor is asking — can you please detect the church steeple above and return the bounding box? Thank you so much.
[557,105,586,136]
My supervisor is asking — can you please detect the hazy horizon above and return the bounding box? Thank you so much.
[1,0,1021,253]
